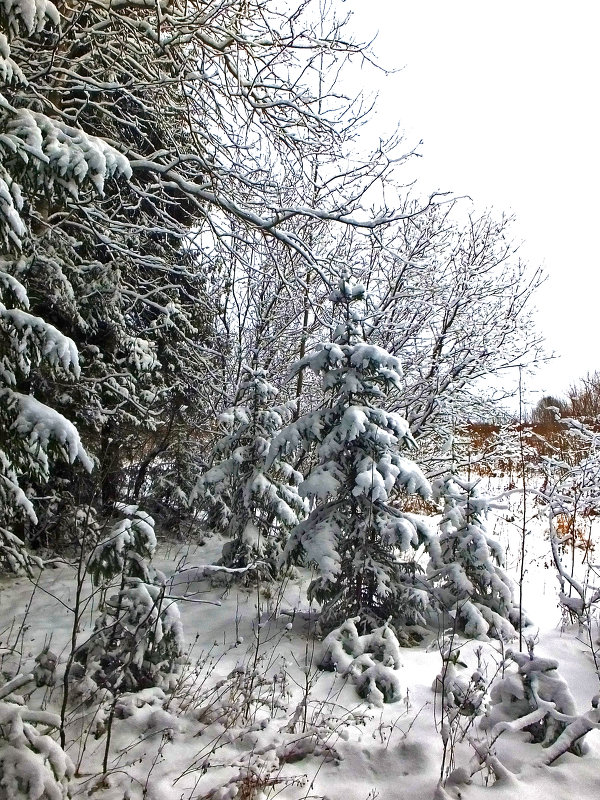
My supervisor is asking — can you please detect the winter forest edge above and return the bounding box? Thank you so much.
[1,3,600,800]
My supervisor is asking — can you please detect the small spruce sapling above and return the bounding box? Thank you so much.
[318,617,403,705]
[430,476,522,640]
[77,504,184,693]
[269,273,431,633]
[192,368,305,576]
[0,673,74,800]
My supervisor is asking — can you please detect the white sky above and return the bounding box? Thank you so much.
[344,0,600,405]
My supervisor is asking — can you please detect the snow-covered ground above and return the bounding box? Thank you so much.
[1,491,600,800]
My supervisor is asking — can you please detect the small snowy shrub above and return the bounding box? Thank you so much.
[193,647,293,729]
[79,577,184,693]
[78,505,184,693]
[433,641,496,786]
[482,644,581,753]
[195,755,307,800]
[0,674,74,800]
[319,617,403,705]
[430,476,522,640]
[33,647,58,688]
[192,367,305,577]
[433,647,488,721]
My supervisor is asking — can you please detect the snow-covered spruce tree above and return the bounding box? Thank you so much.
[0,0,209,518]
[139,415,206,532]
[192,368,305,576]
[0,265,94,571]
[76,505,184,693]
[429,476,522,639]
[269,275,432,634]
[0,1,116,570]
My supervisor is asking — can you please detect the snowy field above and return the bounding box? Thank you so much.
[2,490,600,800]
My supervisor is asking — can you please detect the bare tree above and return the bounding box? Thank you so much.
[355,204,544,439]
[568,372,600,422]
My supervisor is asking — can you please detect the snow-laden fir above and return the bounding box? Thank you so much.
[269,274,433,634]
[192,367,305,577]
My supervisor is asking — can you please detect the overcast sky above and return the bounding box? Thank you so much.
[344,0,599,405]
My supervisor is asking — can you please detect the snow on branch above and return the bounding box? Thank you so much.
[11,391,93,471]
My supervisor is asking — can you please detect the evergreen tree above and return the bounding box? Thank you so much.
[429,475,521,639]
[78,505,184,692]
[269,274,432,633]
[0,0,211,516]
[0,0,117,570]
[192,368,305,576]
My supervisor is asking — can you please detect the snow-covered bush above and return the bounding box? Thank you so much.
[77,505,184,693]
[192,368,305,576]
[0,673,74,800]
[189,713,341,800]
[318,617,403,705]
[482,645,582,753]
[33,647,57,688]
[269,274,432,633]
[433,646,488,722]
[195,754,308,800]
[78,577,184,694]
[429,476,522,639]
[194,659,290,729]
